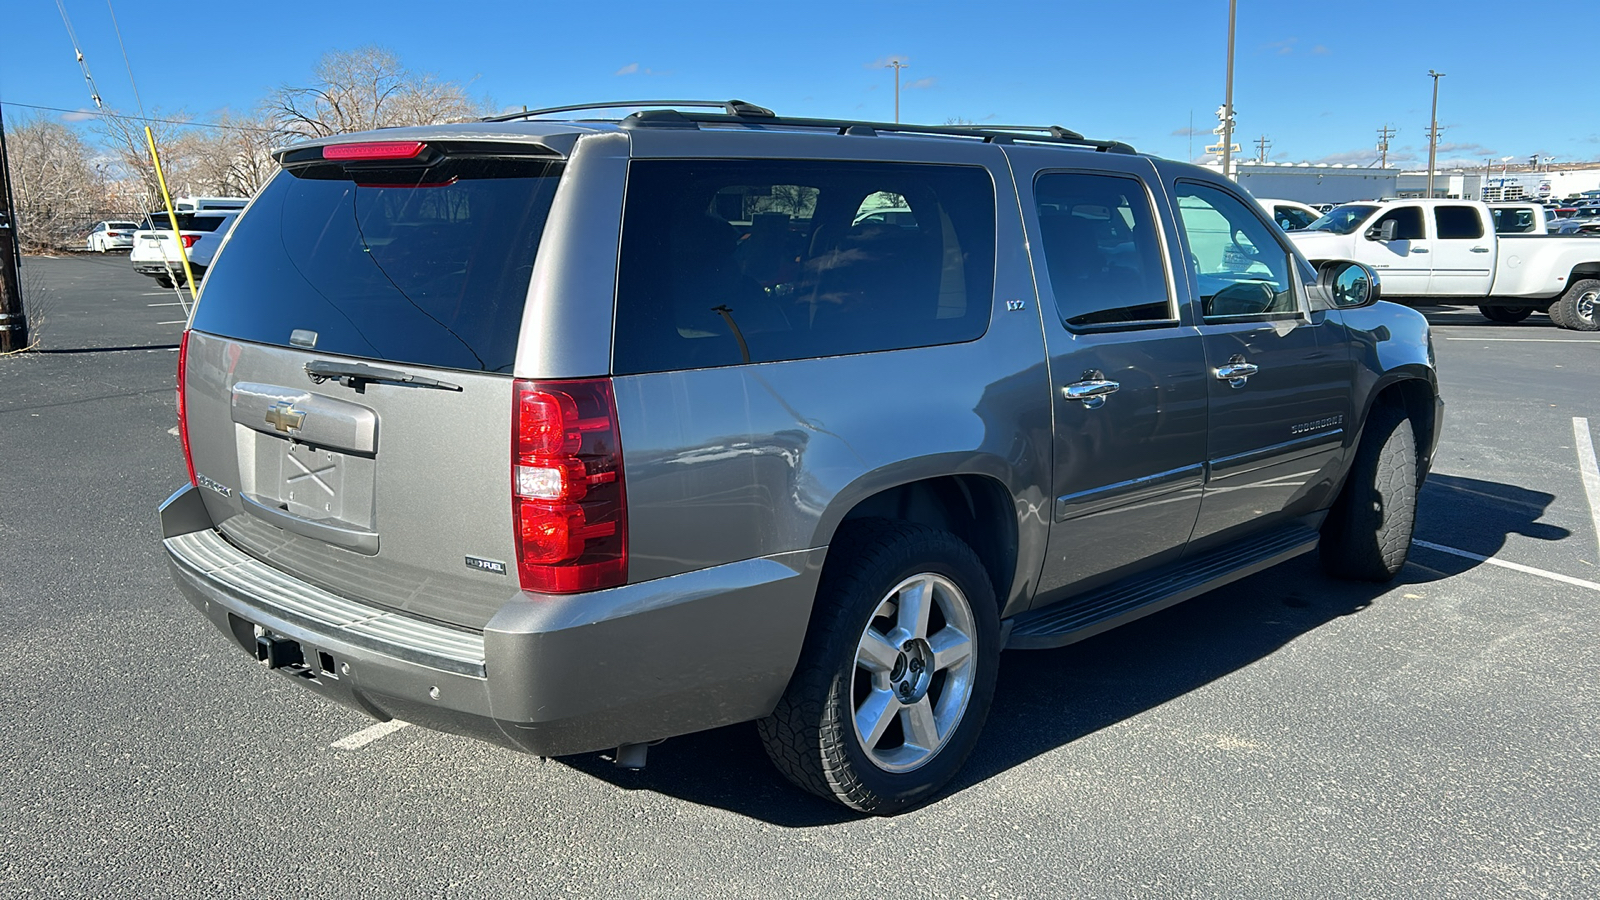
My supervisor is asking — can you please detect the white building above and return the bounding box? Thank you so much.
[1205,161,1398,204]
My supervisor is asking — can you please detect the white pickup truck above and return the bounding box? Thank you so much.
[1289,198,1599,329]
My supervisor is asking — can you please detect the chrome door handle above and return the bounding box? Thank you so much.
[1063,372,1120,409]
[1215,356,1258,389]
[1470,247,1490,253]
[1410,247,1430,254]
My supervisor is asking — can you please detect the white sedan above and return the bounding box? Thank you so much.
[85,220,141,252]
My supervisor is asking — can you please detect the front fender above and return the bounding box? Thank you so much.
[1339,300,1443,466]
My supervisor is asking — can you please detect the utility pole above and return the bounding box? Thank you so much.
[1254,135,1271,163]
[1376,124,1397,168]
[1425,70,1445,198]
[885,59,907,124]
[0,101,29,353]
[1220,0,1238,180]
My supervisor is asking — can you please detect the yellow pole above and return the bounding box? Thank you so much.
[143,126,199,298]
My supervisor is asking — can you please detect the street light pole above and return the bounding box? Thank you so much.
[1221,0,1237,180]
[1426,70,1445,198]
[886,59,907,124]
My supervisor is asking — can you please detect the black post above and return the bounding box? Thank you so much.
[0,102,28,352]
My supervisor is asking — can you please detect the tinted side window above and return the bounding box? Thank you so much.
[613,160,995,375]
[1174,182,1297,320]
[1436,206,1484,239]
[1275,206,1317,230]
[1491,208,1536,234]
[1374,206,1426,240]
[1033,172,1171,328]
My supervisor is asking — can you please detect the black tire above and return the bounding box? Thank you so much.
[154,275,174,289]
[1553,279,1599,332]
[1321,402,1418,582]
[1548,296,1570,328]
[758,519,1000,815]
[1478,304,1531,324]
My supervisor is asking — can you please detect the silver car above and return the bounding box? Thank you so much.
[160,101,1442,814]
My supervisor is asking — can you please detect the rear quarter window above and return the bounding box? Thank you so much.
[612,159,996,375]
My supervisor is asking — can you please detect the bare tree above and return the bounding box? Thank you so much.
[269,46,489,138]
[177,112,279,197]
[93,108,194,210]
[5,114,105,250]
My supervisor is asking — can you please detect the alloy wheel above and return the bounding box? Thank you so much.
[850,572,977,773]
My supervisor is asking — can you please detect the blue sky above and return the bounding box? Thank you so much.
[5,0,1597,171]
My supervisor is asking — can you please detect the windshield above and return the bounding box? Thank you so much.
[191,154,562,373]
[1304,204,1380,235]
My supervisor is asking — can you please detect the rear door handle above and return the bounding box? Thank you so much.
[1470,247,1490,253]
[1410,247,1430,254]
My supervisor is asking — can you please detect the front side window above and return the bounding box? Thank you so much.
[1372,206,1426,241]
[613,160,995,374]
[1032,171,1171,328]
[1174,182,1297,320]
[1436,206,1484,239]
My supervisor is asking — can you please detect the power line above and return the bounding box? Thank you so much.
[54,0,105,110]
[0,101,276,134]
[106,0,147,118]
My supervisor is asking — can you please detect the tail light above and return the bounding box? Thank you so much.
[513,378,627,593]
[177,330,197,486]
[180,235,200,249]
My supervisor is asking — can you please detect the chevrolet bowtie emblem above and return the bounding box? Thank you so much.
[265,400,306,433]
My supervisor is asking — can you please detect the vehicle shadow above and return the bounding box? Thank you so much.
[555,474,1566,826]
[1402,301,1557,328]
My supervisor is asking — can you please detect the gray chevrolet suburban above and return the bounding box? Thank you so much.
[159,101,1442,814]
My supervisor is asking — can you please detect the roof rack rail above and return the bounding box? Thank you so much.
[947,124,1085,140]
[657,113,1136,154]
[485,101,1135,154]
[484,99,774,123]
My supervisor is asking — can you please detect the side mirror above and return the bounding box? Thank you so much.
[1317,259,1381,309]
[1365,219,1398,242]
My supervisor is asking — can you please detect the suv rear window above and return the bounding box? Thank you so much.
[612,159,995,375]
[192,156,563,373]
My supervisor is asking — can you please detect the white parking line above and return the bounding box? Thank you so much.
[1443,337,1600,343]
[1412,540,1600,593]
[147,302,183,307]
[1575,417,1600,560]
[157,320,186,325]
[331,720,410,750]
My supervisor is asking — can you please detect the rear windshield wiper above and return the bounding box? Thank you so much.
[305,361,463,392]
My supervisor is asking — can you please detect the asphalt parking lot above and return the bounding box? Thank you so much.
[2,255,1597,898]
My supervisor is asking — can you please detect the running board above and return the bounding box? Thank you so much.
[1005,525,1320,650]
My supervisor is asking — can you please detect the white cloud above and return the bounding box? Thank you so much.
[61,108,97,122]
[904,77,936,90]
[614,63,639,76]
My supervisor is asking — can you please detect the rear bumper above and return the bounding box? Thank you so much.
[133,261,205,278]
[160,484,822,756]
